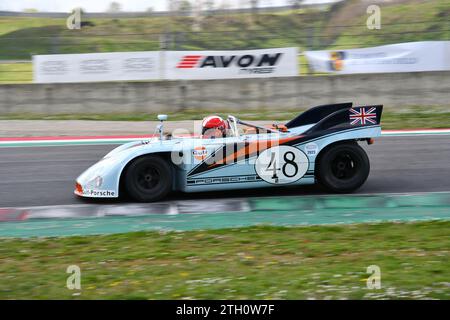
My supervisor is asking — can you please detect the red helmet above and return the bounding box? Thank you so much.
[202,115,229,138]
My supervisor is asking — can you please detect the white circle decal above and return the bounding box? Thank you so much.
[255,145,309,184]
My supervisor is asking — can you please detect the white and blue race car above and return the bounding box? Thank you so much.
[75,103,383,202]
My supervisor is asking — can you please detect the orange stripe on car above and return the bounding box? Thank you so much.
[209,136,302,167]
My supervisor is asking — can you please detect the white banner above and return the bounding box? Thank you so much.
[304,41,450,74]
[165,47,299,80]
[33,51,161,83]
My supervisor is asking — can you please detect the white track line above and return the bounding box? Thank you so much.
[0,129,449,147]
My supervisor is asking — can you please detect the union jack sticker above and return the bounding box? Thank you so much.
[349,107,377,126]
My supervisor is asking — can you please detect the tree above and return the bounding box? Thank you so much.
[217,0,232,13]
[249,0,259,23]
[168,0,181,12]
[107,1,122,13]
[289,0,304,10]
[179,0,193,14]
[249,0,259,12]
[191,0,203,31]
[202,0,215,17]
[204,0,215,11]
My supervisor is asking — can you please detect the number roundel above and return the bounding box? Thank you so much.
[255,146,309,184]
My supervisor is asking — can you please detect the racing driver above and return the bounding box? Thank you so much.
[201,115,230,139]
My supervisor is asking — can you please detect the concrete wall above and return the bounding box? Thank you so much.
[0,71,449,115]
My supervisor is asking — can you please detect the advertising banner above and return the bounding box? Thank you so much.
[304,41,450,74]
[165,47,299,80]
[33,51,161,83]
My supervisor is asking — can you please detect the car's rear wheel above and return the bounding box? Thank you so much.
[316,142,370,193]
[124,155,172,202]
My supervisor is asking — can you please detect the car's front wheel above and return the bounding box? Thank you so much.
[316,142,370,193]
[124,155,172,202]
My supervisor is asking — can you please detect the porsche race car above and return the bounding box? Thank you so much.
[75,102,383,202]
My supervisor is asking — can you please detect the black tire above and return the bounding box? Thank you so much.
[316,142,370,193]
[124,155,172,202]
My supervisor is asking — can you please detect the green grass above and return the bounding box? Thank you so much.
[0,221,448,299]
[1,107,450,129]
[0,0,447,61]
[381,110,450,129]
[332,0,450,49]
[0,14,318,60]
[0,62,32,83]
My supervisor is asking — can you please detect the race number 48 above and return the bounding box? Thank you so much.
[255,146,309,184]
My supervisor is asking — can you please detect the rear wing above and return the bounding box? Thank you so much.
[304,105,383,135]
[285,102,353,129]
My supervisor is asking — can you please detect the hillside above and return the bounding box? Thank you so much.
[0,0,448,60]
[329,0,450,48]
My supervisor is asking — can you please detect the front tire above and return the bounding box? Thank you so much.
[124,155,172,202]
[316,142,370,193]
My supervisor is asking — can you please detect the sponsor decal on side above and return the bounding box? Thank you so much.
[304,142,319,156]
[82,189,116,197]
[193,146,208,161]
[187,175,261,186]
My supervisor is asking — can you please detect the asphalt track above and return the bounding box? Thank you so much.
[1,135,449,208]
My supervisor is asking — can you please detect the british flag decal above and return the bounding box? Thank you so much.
[349,107,377,125]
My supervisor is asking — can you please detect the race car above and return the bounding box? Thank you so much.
[75,102,383,202]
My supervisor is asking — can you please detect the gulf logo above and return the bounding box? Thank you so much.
[193,146,208,161]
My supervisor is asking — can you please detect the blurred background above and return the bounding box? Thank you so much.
[0,0,449,300]
[0,0,449,82]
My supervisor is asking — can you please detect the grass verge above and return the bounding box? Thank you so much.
[0,220,448,299]
[0,62,32,83]
[1,107,450,129]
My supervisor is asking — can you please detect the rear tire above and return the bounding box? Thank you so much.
[316,142,370,193]
[124,155,172,202]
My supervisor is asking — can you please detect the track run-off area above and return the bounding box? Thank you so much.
[0,129,449,237]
